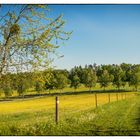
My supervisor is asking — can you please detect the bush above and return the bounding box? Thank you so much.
[3,87,12,97]
[35,81,44,94]
[17,84,26,96]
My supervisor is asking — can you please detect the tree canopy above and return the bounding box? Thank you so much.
[0,5,71,76]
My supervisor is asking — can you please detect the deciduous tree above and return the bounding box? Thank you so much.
[83,68,97,92]
[70,75,80,91]
[0,5,71,77]
[99,70,113,90]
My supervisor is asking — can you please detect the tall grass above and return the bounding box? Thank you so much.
[0,91,137,135]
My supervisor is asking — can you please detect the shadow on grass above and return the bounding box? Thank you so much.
[0,89,134,102]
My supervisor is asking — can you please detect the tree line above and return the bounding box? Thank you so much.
[0,63,140,97]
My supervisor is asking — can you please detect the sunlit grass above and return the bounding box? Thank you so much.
[0,86,137,136]
[0,91,135,115]
[0,92,138,136]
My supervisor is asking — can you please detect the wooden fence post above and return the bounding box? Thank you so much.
[55,96,59,124]
[95,93,98,108]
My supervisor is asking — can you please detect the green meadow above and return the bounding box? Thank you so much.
[0,90,138,136]
[0,4,140,137]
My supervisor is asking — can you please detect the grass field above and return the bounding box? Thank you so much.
[0,91,138,136]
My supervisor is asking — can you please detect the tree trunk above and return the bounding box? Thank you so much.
[22,92,24,99]
[89,87,91,93]
[118,86,120,91]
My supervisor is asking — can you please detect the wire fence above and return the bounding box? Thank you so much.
[55,92,136,124]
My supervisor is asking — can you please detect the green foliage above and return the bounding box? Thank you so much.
[44,70,68,92]
[35,81,44,93]
[83,68,97,91]
[112,67,125,90]
[53,73,68,91]
[0,63,140,97]
[16,73,30,96]
[0,5,71,76]
[99,70,113,90]
[45,78,55,92]
[129,69,140,91]
[17,83,26,96]
[0,74,13,97]
[3,87,12,97]
[70,75,80,90]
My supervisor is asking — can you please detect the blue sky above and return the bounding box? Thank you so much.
[47,5,140,70]
[1,5,140,70]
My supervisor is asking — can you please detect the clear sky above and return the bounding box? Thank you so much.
[1,4,140,70]
[47,4,140,70]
